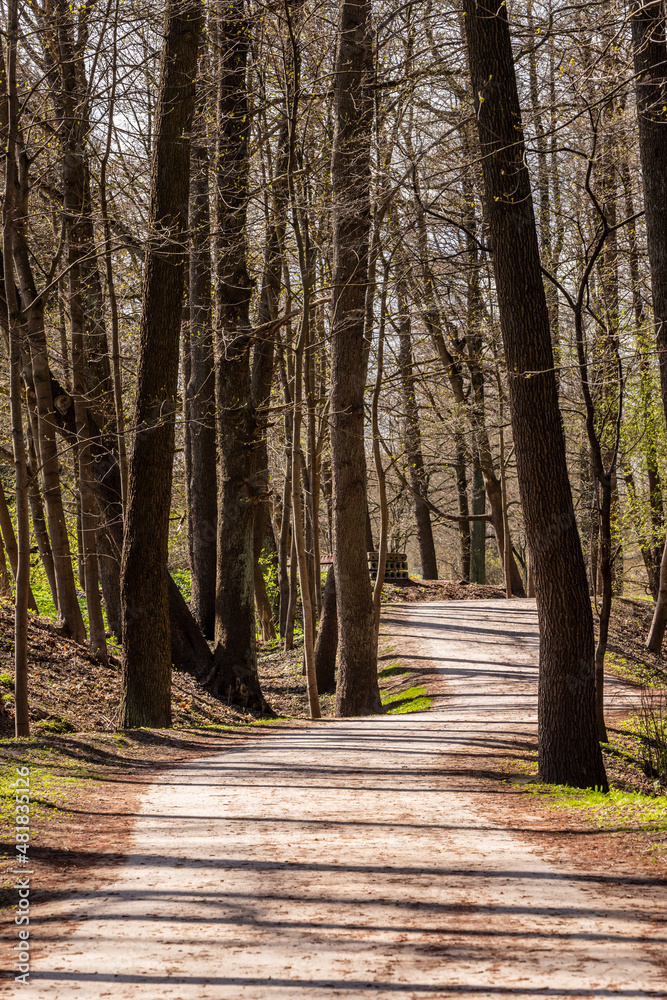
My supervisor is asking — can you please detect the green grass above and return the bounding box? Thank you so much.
[519,781,667,833]
[0,764,83,827]
[171,567,191,602]
[378,663,409,679]
[605,651,665,688]
[29,560,121,651]
[381,685,432,715]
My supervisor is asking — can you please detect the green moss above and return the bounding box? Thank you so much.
[0,674,14,690]
[33,718,75,735]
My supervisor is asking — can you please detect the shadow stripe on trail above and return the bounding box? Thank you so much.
[25,973,667,996]
[44,853,664,885]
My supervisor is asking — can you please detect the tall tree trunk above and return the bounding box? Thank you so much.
[631,1,667,645]
[632,0,667,428]
[330,0,381,716]
[120,0,202,728]
[209,0,270,712]
[396,280,438,580]
[3,1,29,735]
[12,143,85,642]
[464,0,607,789]
[470,444,486,583]
[290,317,321,719]
[251,118,287,642]
[57,13,108,663]
[371,265,390,632]
[186,67,217,639]
[47,1,122,643]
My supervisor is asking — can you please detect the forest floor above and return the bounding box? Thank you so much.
[0,597,665,996]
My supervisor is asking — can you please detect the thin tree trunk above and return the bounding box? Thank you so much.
[278,464,292,640]
[396,279,438,580]
[120,0,202,728]
[60,42,108,663]
[330,0,381,716]
[0,486,37,612]
[498,411,511,600]
[470,443,486,583]
[12,149,85,641]
[454,439,471,581]
[464,0,607,789]
[0,535,11,597]
[26,426,57,609]
[372,269,390,624]
[99,0,128,508]
[594,484,611,742]
[285,531,298,652]
[291,319,321,719]
[186,67,217,639]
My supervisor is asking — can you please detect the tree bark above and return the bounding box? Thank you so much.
[464,0,607,789]
[330,0,381,717]
[186,70,217,640]
[57,14,108,663]
[120,0,202,728]
[251,118,288,642]
[631,0,667,428]
[454,439,471,582]
[26,426,57,610]
[631,1,667,645]
[209,0,270,713]
[3,1,30,735]
[396,280,438,580]
[315,564,337,694]
[12,142,85,641]
[470,444,486,583]
[0,485,37,613]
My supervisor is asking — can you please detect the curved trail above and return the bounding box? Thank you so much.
[6,600,667,997]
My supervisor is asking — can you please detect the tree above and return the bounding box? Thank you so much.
[120,0,202,728]
[186,45,217,640]
[631,0,667,652]
[2,0,29,736]
[463,0,608,789]
[330,0,382,717]
[208,0,270,713]
[396,278,438,580]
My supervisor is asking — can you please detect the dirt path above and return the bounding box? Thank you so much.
[3,600,666,997]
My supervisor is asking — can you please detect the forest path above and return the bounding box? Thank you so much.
[9,599,667,998]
